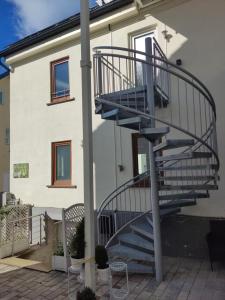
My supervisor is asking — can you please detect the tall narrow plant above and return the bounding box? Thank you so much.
[70,218,85,259]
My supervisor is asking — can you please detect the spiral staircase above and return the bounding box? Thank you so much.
[93,38,220,278]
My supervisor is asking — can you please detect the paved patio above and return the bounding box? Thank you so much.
[0,257,224,299]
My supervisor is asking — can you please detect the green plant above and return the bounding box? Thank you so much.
[0,207,10,221]
[70,218,85,259]
[77,287,96,300]
[95,245,108,269]
[54,243,64,256]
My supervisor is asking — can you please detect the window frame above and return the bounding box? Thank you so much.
[50,57,70,103]
[51,140,72,187]
[132,133,150,187]
[0,90,4,105]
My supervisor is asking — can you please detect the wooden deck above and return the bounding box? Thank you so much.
[98,257,225,299]
[0,256,224,299]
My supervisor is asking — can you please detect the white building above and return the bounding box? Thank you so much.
[0,0,224,266]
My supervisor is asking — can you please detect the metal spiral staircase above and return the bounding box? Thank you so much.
[93,38,220,281]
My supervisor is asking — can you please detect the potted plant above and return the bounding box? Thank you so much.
[95,245,110,283]
[77,287,96,300]
[70,218,85,273]
[52,243,65,272]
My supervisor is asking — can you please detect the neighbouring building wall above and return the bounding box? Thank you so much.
[0,76,10,192]
[8,0,225,217]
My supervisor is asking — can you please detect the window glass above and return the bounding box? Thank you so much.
[54,61,70,98]
[137,137,149,174]
[56,144,71,181]
[132,32,154,86]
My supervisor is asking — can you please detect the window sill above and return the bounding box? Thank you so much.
[47,185,77,189]
[47,97,75,106]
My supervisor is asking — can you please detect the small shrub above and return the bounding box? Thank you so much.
[54,243,64,256]
[95,245,108,269]
[77,287,96,300]
[70,218,85,259]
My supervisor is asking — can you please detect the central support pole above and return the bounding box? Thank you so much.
[80,0,96,290]
[145,37,163,283]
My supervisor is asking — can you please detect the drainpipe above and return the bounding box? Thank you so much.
[80,0,96,290]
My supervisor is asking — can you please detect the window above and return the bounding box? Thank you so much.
[132,133,150,178]
[52,141,71,186]
[131,31,155,86]
[0,91,4,105]
[51,57,70,102]
[5,128,10,145]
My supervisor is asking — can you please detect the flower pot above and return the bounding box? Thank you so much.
[70,257,83,272]
[97,267,110,283]
[52,255,66,272]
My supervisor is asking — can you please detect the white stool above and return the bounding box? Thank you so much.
[67,266,84,299]
[109,262,129,300]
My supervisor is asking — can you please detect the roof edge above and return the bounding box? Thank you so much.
[0,0,133,58]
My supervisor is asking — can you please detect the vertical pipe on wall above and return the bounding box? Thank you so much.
[80,0,96,290]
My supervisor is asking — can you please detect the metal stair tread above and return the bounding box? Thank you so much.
[157,164,217,171]
[108,244,155,262]
[159,207,181,216]
[117,116,150,130]
[155,151,212,162]
[154,139,194,152]
[160,199,196,209]
[159,184,218,191]
[130,224,154,240]
[118,233,154,252]
[141,127,170,140]
[159,175,216,181]
[159,192,209,201]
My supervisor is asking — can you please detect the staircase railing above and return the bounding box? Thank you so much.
[94,43,219,247]
[93,46,219,169]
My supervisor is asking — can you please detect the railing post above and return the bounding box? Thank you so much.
[39,216,42,245]
[145,37,163,283]
[97,52,102,95]
[11,221,15,256]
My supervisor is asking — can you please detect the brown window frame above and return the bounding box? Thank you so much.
[50,57,70,103]
[52,140,72,187]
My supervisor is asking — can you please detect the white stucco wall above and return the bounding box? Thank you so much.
[0,76,10,192]
[8,0,225,217]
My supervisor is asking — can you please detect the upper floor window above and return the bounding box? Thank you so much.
[51,57,70,103]
[0,91,4,105]
[52,141,71,187]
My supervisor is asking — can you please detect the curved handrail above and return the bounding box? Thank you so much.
[97,98,219,170]
[94,51,216,117]
[94,44,219,247]
[93,46,216,114]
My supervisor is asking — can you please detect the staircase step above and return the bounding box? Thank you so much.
[159,184,218,191]
[141,127,170,141]
[159,192,209,201]
[117,116,149,130]
[160,199,196,209]
[118,233,154,253]
[108,244,154,263]
[159,207,181,216]
[154,139,194,152]
[101,108,134,121]
[145,216,153,227]
[159,175,215,181]
[155,151,212,162]
[130,224,154,241]
[157,164,217,171]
